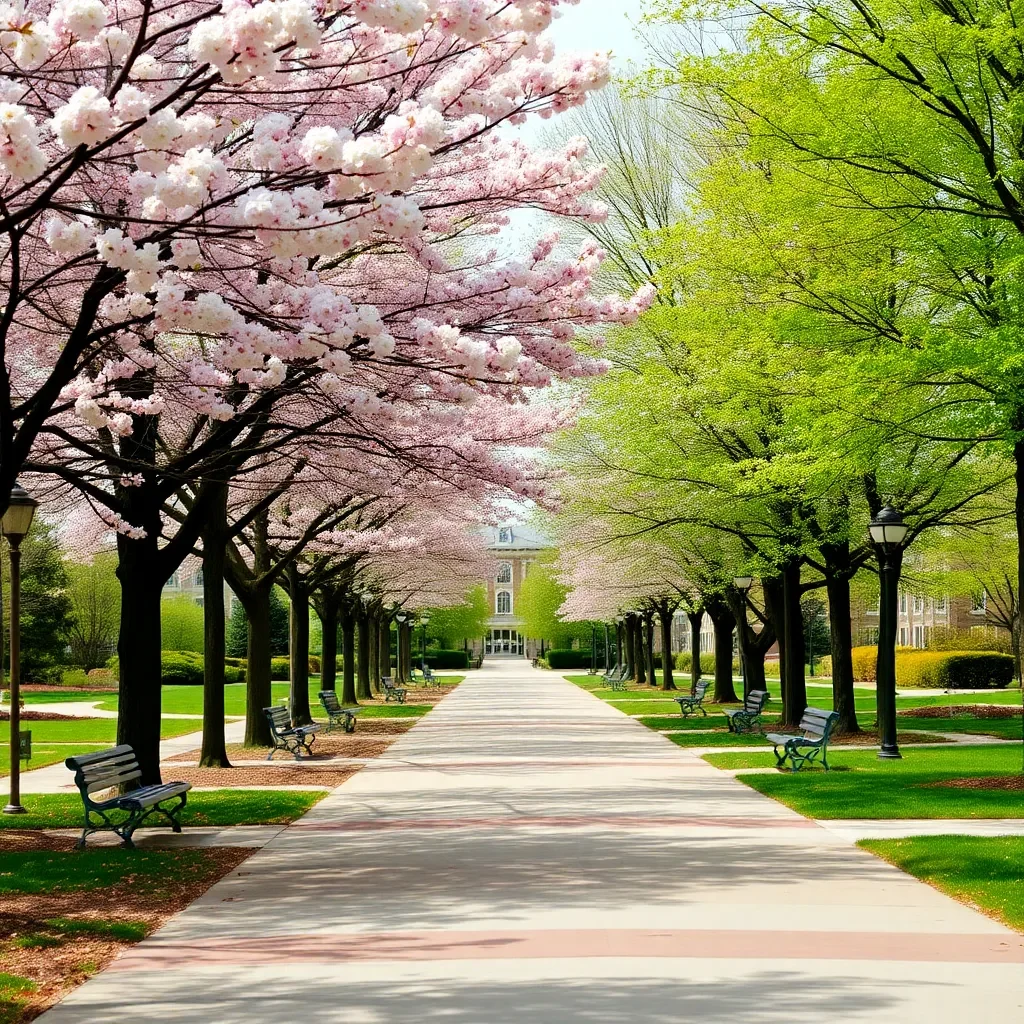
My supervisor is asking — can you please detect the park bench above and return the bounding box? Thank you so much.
[380,676,407,704]
[422,666,435,684]
[65,745,191,849]
[724,689,769,734]
[673,679,711,718]
[318,690,360,733]
[766,707,840,772]
[609,667,627,692]
[264,705,320,760]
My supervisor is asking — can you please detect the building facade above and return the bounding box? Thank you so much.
[481,524,546,657]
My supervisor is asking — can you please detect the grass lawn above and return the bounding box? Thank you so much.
[636,714,781,732]
[897,716,1023,740]
[0,789,325,829]
[1,718,200,746]
[0,744,108,780]
[859,836,1024,933]
[708,744,1024,818]
[20,690,116,705]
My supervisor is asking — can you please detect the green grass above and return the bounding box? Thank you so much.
[859,836,1024,933]
[1,718,200,745]
[897,716,1023,740]
[0,743,108,779]
[0,789,325,830]
[710,744,1024,818]
[21,690,116,704]
[669,730,778,747]
[0,972,36,1024]
[42,917,149,941]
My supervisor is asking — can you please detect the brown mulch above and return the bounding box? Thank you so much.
[923,775,1024,792]
[356,719,416,735]
[164,764,359,788]
[17,684,112,694]
[0,710,84,722]
[897,704,1023,719]
[0,832,251,1023]
[829,730,946,746]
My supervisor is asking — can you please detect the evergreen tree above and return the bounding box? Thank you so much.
[226,587,289,658]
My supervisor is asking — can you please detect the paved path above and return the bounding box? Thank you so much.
[39,662,1024,1023]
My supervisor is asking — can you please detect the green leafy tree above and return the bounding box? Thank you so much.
[66,551,120,670]
[160,595,205,653]
[3,520,73,681]
[425,585,489,648]
[518,559,595,649]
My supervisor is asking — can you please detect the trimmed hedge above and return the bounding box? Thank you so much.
[271,656,290,680]
[898,650,1013,689]
[425,649,470,670]
[673,652,741,674]
[545,649,593,669]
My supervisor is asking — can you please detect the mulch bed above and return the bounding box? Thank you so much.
[0,831,251,1023]
[165,764,359,788]
[897,704,1022,719]
[831,730,945,746]
[0,710,85,722]
[16,685,111,694]
[923,775,1024,792]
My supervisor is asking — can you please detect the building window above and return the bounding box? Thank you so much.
[865,627,879,645]
[935,596,947,613]
[195,569,204,587]
[498,527,512,544]
[913,596,923,614]
[496,590,512,614]
[971,591,987,614]
[899,627,908,646]
[496,562,512,584]
[899,592,907,613]
[913,625,923,648]
[168,572,179,587]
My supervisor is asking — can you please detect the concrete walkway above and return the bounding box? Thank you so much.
[38,662,1024,1023]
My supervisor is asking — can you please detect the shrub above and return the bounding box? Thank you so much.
[425,649,470,670]
[897,650,1013,689]
[271,656,291,680]
[673,652,741,674]
[308,655,321,673]
[819,655,832,677]
[160,650,204,686]
[851,645,877,682]
[86,667,114,683]
[60,668,91,687]
[223,664,244,684]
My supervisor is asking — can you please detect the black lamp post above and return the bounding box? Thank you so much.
[3,483,38,815]
[733,576,753,699]
[420,613,430,675]
[590,624,597,674]
[395,611,407,683]
[869,506,909,760]
[603,623,611,673]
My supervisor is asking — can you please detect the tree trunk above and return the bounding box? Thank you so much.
[631,616,645,684]
[401,621,412,681]
[319,594,338,692]
[378,615,390,681]
[687,609,703,690]
[341,607,356,704]
[727,590,774,699]
[622,619,634,679]
[199,483,230,768]
[368,613,379,693]
[1015,432,1024,772]
[659,603,676,690]
[356,610,371,700]
[242,587,273,747]
[115,534,164,785]
[288,565,311,725]
[706,598,739,703]
[781,562,807,727]
[826,574,860,734]
[643,614,656,689]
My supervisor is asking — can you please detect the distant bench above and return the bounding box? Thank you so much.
[766,707,840,772]
[380,676,407,704]
[673,679,711,718]
[65,745,191,849]
[264,705,320,760]
[318,690,360,733]
[724,690,769,734]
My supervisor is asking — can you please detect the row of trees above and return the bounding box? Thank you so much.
[0,1,650,783]
[542,0,1024,736]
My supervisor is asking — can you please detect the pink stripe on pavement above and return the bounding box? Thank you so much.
[289,814,815,832]
[108,927,1024,970]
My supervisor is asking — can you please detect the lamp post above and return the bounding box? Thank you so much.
[604,623,611,673]
[590,624,597,675]
[3,483,38,815]
[420,613,430,675]
[395,611,407,683]
[733,576,754,699]
[869,506,909,760]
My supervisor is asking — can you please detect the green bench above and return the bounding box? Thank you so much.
[318,690,360,733]
[766,707,840,771]
[65,745,191,849]
[380,676,407,703]
[264,705,320,760]
[724,690,769,733]
[673,679,711,718]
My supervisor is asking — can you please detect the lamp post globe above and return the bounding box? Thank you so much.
[733,576,753,593]
[3,482,37,815]
[868,506,909,551]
